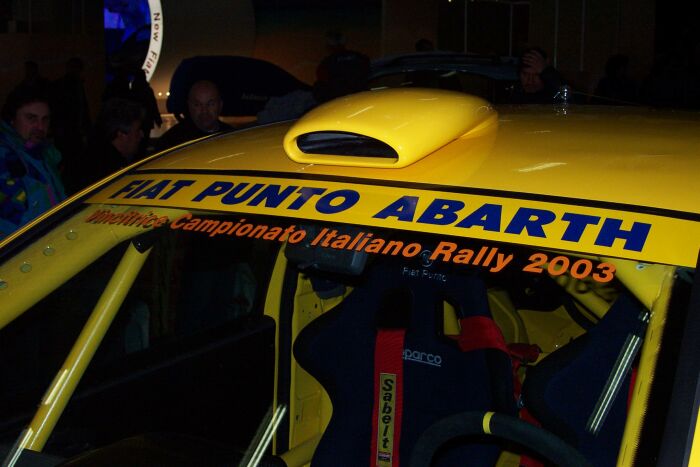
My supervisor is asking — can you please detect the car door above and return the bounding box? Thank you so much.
[0,205,280,459]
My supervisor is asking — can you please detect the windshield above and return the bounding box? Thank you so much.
[368,69,517,104]
[0,201,696,466]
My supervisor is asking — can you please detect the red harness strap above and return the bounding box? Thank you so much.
[454,317,544,467]
[508,343,544,467]
[371,329,406,467]
[454,316,508,353]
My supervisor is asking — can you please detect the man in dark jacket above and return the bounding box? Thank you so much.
[154,80,231,152]
[69,98,144,193]
[51,57,92,170]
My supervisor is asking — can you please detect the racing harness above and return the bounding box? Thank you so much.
[294,259,516,466]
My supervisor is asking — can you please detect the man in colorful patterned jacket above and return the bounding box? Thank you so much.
[0,88,65,239]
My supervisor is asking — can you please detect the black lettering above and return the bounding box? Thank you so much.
[382,379,394,391]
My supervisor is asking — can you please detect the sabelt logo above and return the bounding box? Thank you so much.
[403,348,442,367]
[376,373,397,466]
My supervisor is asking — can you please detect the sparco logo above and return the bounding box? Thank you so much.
[402,349,442,367]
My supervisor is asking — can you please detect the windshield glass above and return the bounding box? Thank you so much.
[0,202,695,465]
[368,70,517,103]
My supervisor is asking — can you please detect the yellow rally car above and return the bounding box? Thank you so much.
[1,89,699,467]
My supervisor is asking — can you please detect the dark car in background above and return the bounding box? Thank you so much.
[166,56,310,120]
[368,52,518,103]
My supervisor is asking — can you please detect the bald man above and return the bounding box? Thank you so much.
[154,80,232,152]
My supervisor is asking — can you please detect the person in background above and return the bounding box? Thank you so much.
[326,29,346,52]
[73,98,144,191]
[511,48,564,104]
[0,88,65,239]
[102,67,161,155]
[129,69,162,154]
[12,60,51,96]
[257,47,370,124]
[154,80,231,152]
[51,57,92,177]
[592,55,638,105]
[415,38,435,52]
[640,51,697,108]
[313,49,371,104]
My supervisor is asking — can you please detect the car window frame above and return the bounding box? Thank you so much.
[657,252,700,465]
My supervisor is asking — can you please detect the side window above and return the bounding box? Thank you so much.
[129,226,276,346]
[0,244,122,403]
[0,217,280,432]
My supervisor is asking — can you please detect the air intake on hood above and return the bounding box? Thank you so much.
[297,131,398,159]
[283,88,497,168]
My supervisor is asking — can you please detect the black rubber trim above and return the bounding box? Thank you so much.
[656,253,700,466]
[563,294,596,330]
[131,229,161,253]
[130,168,700,222]
[409,411,591,467]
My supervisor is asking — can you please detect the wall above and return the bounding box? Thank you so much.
[252,2,382,84]
[148,0,257,106]
[382,0,439,56]
[0,1,657,116]
[379,0,655,99]
[0,1,105,120]
[528,0,655,95]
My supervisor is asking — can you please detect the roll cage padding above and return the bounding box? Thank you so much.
[408,411,591,467]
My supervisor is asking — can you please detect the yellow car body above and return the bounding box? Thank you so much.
[0,89,698,466]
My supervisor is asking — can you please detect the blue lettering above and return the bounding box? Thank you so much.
[504,208,556,237]
[288,187,327,210]
[561,213,601,242]
[133,180,171,199]
[456,203,502,231]
[594,218,651,252]
[248,184,298,207]
[109,180,148,199]
[417,199,464,225]
[221,183,264,205]
[373,196,418,222]
[316,190,360,214]
[192,181,233,202]
[159,180,195,200]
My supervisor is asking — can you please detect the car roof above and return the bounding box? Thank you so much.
[143,93,700,216]
[85,89,698,268]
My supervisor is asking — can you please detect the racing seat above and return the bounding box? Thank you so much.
[293,257,516,466]
[521,293,648,467]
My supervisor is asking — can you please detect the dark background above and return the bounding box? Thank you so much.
[0,0,698,117]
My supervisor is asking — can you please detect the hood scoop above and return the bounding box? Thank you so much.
[283,88,497,168]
